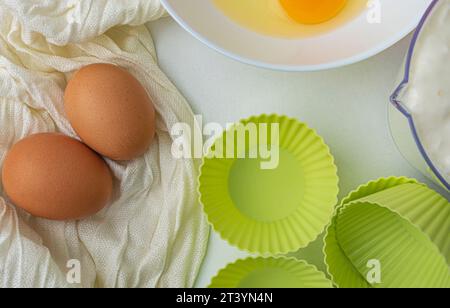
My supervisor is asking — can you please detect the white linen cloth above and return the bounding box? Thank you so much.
[0,0,209,288]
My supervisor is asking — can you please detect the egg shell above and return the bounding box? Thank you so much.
[1,133,113,221]
[64,63,156,161]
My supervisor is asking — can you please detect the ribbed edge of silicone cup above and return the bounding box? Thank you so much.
[324,177,450,288]
[209,256,333,288]
[199,114,339,255]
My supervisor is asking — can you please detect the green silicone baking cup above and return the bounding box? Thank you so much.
[209,257,333,288]
[199,114,339,254]
[324,177,450,288]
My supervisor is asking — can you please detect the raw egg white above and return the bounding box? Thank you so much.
[214,0,367,38]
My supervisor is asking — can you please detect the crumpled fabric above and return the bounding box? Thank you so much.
[0,0,209,288]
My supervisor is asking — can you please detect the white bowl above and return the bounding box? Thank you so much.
[161,0,432,71]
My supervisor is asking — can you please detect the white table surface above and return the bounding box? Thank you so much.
[146,17,447,288]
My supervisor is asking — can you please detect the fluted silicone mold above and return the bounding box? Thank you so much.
[209,257,333,288]
[199,114,339,254]
[324,177,450,288]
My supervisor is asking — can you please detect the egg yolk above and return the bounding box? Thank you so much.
[279,0,348,24]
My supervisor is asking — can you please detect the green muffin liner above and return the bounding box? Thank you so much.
[209,257,333,288]
[324,177,450,288]
[199,114,339,254]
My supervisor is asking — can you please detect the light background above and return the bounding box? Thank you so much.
[146,17,448,288]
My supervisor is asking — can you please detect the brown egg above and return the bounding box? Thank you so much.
[1,133,113,221]
[64,63,156,161]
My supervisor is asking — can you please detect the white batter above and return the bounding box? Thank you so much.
[403,0,450,183]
